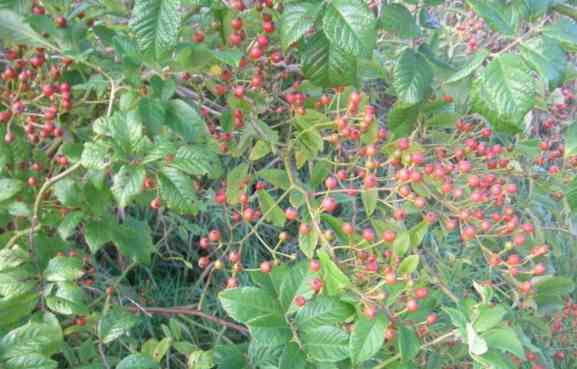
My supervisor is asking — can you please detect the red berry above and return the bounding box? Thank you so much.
[285,207,298,221]
[260,261,272,273]
[150,197,161,209]
[406,299,418,312]
[56,16,67,28]
[208,229,221,242]
[309,259,321,272]
[294,295,306,307]
[415,287,429,300]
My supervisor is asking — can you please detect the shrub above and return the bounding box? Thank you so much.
[0,1,576,369]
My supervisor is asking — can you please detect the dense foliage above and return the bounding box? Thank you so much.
[1,0,577,369]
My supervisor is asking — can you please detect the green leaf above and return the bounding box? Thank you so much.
[0,267,35,297]
[0,10,55,49]
[2,353,57,369]
[159,167,198,214]
[279,342,306,369]
[533,276,575,302]
[211,49,243,67]
[257,169,291,190]
[409,220,428,247]
[301,32,357,88]
[116,354,160,369]
[482,328,525,358]
[474,305,507,332]
[301,326,349,362]
[295,296,354,329]
[249,318,292,346]
[322,0,376,57]
[467,323,488,355]
[139,97,166,135]
[566,176,577,214]
[542,17,577,52]
[393,231,411,256]
[0,246,29,272]
[0,178,22,202]
[98,307,139,344]
[213,344,250,369]
[465,0,513,34]
[249,140,271,161]
[398,255,419,275]
[226,163,249,205]
[0,292,38,330]
[152,337,172,362]
[165,99,207,142]
[273,261,316,313]
[57,211,84,240]
[257,190,286,227]
[219,287,283,325]
[350,313,387,363]
[380,4,420,39]
[111,165,145,208]
[53,179,82,208]
[44,257,83,282]
[361,187,377,216]
[299,225,319,258]
[471,53,535,134]
[565,123,577,158]
[294,110,326,157]
[46,283,89,316]
[394,48,433,104]
[397,326,419,361]
[520,36,566,90]
[80,142,111,170]
[388,102,420,137]
[112,217,155,264]
[129,0,181,60]
[318,249,352,296]
[281,3,321,51]
[0,312,63,359]
[446,49,489,84]
[85,219,114,254]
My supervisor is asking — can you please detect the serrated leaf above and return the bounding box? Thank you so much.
[566,177,577,214]
[249,140,271,161]
[257,169,291,190]
[46,283,89,316]
[165,99,207,142]
[398,326,419,361]
[170,145,215,176]
[565,123,577,158]
[226,163,249,205]
[44,257,83,282]
[318,249,352,295]
[350,313,387,363]
[380,4,420,38]
[219,287,283,325]
[0,10,55,49]
[257,190,286,227]
[211,49,243,67]
[112,217,154,264]
[273,261,316,313]
[80,142,111,170]
[393,231,411,256]
[111,165,145,208]
[466,0,513,34]
[474,305,507,332]
[322,0,376,57]
[57,211,84,240]
[279,342,306,369]
[471,53,535,134]
[446,49,489,84]
[301,32,357,87]
[394,48,433,104]
[3,353,57,369]
[129,0,180,60]
[301,326,349,362]
[281,3,321,50]
[533,276,575,301]
[98,307,139,344]
[520,36,566,90]
[542,17,577,52]
[361,187,377,216]
[398,255,419,275]
[0,267,35,297]
[116,354,160,369]
[299,226,319,258]
[159,167,198,214]
[467,323,488,355]
[482,328,524,358]
[85,219,114,254]
[139,97,166,135]
[295,296,354,329]
[0,246,29,271]
[0,178,22,202]
[0,313,63,359]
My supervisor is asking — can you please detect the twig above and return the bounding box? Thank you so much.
[125,305,249,335]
